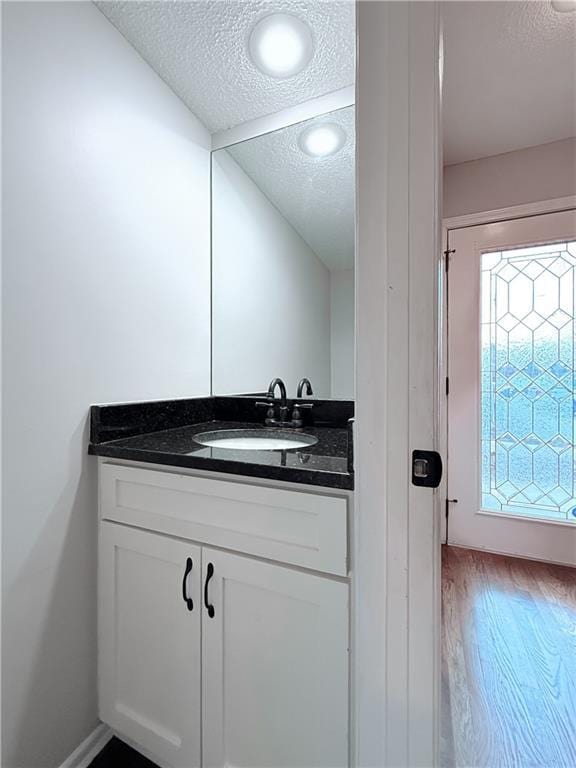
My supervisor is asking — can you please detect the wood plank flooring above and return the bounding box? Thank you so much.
[442,546,576,768]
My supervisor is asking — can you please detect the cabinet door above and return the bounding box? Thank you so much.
[99,522,201,768]
[201,549,349,768]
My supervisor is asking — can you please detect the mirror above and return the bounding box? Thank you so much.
[211,106,355,399]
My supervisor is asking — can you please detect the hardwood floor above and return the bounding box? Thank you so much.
[441,546,576,768]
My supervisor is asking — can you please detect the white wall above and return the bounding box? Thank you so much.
[212,150,331,397]
[443,138,576,219]
[330,269,354,398]
[1,3,211,766]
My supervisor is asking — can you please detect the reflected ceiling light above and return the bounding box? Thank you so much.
[552,0,576,10]
[248,13,314,78]
[299,123,346,158]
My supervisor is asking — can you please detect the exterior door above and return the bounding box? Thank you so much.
[201,548,349,768]
[99,522,202,768]
[448,209,576,565]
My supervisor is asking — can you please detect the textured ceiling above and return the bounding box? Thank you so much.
[95,0,355,133]
[95,0,575,166]
[224,106,354,271]
[442,1,576,165]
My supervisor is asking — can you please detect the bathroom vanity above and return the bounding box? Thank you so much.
[90,90,356,768]
[90,395,354,768]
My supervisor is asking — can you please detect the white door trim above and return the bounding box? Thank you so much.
[444,195,576,231]
[355,3,441,766]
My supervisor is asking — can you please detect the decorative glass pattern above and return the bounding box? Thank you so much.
[481,241,576,522]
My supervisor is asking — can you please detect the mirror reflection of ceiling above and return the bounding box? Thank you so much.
[226,107,354,271]
[95,0,355,133]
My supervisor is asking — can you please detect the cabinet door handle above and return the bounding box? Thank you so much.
[204,562,215,618]
[182,557,194,612]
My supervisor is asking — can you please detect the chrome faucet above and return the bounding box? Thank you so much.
[297,378,314,398]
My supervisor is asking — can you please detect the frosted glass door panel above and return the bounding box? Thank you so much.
[480,242,576,522]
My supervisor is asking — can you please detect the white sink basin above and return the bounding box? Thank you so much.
[193,429,318,451]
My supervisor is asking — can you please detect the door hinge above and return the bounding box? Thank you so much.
[445,498,458,544]
[444,248,455,272]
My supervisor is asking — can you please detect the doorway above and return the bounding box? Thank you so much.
[442,206,576,767]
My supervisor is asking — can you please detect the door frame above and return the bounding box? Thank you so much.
[444,195,576,232]
[441,195,576,544]
[355,3,442,766]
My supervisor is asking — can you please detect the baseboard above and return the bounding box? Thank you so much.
[58,723,113,768]
[445,541,576,569]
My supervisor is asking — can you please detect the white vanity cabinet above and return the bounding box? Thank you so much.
[98,461,350,768]
[99,523,202,768]
[201,547,348,768]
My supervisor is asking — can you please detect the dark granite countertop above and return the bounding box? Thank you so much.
[89,396,354,490]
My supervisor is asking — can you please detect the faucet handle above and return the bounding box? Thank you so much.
[291,402,314,429]
[256,401,276,424]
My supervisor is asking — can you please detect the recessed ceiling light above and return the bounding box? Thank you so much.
[299,123,346,158]
[552,0,576,10]
[248,13,314,79]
